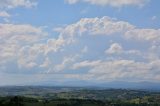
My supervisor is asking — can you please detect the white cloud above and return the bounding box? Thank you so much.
[40,57,51,68]
[105,43,123,54]
[64,73,94,81]
[105,43,142,56]
[125,29,160,43]
[0,44,19,64]
[61,16,160,45]
[0,0,37,9]
[25,62,37,68]
[0,23,47,67]
[71,59,160,82]
[52,55,79,72]
[0,24,47,44]
[65,0,79,4]
[0,11,10,17]
[8,16,135,72]
[61,16,134,37]
[72,60,101,70]
[1,16,160,83]
[17,34,68,70]
[45,36,65,55]
[53,27,64,33]
[17,37,67,69]
[51,16,160,82]
[17,44,44,69]
[66,0,149,7]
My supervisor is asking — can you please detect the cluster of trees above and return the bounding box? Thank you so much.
[0,96,24,106]
[0,96,160,106]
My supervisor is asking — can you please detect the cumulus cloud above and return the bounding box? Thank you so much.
[70,59,160,82]
[0,11,10,17]
[1,16,160,83]
[0,23,68,70]
[0,23,47,66]
[105,43,141,56]
[0,0,37,9]
[72,60,101,70]
[64,73,94,81]
[45,36,65,55]
[65,0,79,4]
[17,44,44,69]
[0,44,19,65]
[0,24,46,43]
[51,55,80,72]
[105,43,123,54]
[125,29,160,43]
[61,16,160,45]
[31,16,141,73]
[52,16,160,82]
[91,60,160,81]
[40,57,51,68]
[61,16,134,37]
[65,0,149,7]
[54,16,160,76]
[17,36,67,69]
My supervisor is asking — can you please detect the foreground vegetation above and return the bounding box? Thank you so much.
[0,96,160,106]
[0,87,160,106]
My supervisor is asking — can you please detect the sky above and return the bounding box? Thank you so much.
[0,0,160,86]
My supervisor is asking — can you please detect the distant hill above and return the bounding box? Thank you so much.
[32,80,160,91]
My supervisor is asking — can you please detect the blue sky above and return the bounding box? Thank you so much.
[0,0,160,86]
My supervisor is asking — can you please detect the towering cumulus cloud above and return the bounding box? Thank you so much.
[0,0,159,85]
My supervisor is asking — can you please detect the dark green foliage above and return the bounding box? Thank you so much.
[0,96,160,106]
[0,87,160,106]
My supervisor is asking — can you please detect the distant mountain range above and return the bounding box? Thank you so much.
[31,80,160,91]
